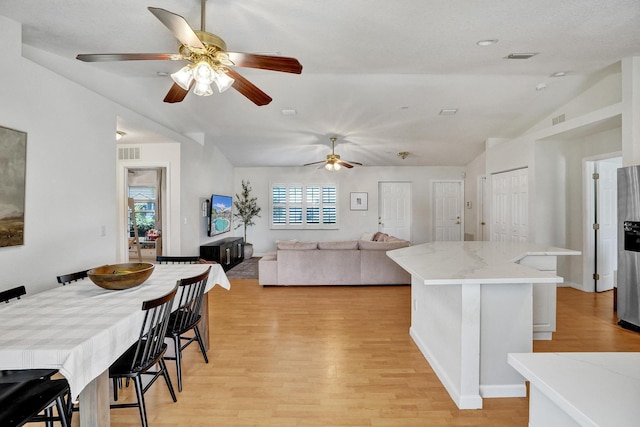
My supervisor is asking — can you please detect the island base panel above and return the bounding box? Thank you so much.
[410,278,530,409]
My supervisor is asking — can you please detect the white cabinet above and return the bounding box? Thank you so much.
[519,255,557,340]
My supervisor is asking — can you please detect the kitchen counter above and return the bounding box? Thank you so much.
[509,352,640,427]
[387,241,579,285]
[387,241,580,409]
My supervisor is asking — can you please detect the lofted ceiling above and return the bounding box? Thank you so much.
[1,0,639,167]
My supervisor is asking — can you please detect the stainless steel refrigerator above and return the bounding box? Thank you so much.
[617,165,640,330]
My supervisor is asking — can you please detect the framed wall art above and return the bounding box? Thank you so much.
[0,126,27,247]
[350,192,368,211]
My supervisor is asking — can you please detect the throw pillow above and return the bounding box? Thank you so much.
[360,232,375,241]
[374,232,389,242]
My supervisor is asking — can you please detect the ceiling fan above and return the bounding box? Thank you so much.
[304,137,363,171]
[76,1,302,106]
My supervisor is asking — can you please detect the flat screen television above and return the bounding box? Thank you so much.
[208,194,233,236]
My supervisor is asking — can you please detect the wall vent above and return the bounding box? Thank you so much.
[551,114,566,126]
[118,147,141,160]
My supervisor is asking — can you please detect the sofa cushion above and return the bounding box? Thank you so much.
[277,241,318,250]
[358,239,409,250]
[318,240,359,250]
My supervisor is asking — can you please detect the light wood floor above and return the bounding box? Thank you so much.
[87,281,640,426]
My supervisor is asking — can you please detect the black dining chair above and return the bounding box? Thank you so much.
[156,256,200,264]
[0,378,73,427]
[164,266,211,392]
[56,270,88,285]
[109,286,178,427]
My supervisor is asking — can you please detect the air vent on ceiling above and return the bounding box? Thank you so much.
[552,114,566,126]
[118,147,141,160]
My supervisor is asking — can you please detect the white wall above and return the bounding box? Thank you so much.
[536,128,622,288]
[0,16,117,294]
[181,138,235,254]
[478,62,626,290]
[233,165,464,255]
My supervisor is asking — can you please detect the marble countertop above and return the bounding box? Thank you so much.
[508,352,640,427]
[387,241,580,285]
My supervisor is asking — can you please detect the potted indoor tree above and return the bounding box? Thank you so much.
[233,180,261,259]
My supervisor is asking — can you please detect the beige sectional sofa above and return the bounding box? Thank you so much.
[258,235,411,286]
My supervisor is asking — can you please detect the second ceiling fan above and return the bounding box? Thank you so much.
[304,137,363,171]
[76,1,302,106]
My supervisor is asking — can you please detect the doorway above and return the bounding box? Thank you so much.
[125,167,166,262]
[584,155,621,292]
[432,180,463,241]
[378,182,412,241]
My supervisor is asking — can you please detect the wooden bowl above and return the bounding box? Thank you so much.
[87,263,154,290]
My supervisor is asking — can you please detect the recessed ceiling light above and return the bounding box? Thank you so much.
[439,109,458,116]
[505,52,539,59]
[281,109,297,116]
[476,39,498,46]
[156,72,169,77]
[550,71,568,77]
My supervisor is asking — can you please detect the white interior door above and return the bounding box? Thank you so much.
[433,181,463,241]
[491,168,528,242]
[378,182,412,241]
[584,156,621,292]
[478,175,490,241]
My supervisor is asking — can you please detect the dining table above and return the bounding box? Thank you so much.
[0,263,231,426]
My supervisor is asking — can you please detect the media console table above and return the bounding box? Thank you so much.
[387,241,579,409]
[200,237,244,271]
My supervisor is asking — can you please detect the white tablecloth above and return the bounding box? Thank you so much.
[0,263,230,399]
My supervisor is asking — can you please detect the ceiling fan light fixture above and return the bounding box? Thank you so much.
[214,70,235,93]
[194,61,215,85]
[193,81,214,96]
[170,64,194,90]
[325,161,341,171]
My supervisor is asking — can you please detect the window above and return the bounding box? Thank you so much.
[271,183,338,229]
[128,186,157,238]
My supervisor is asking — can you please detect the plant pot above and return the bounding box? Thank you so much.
[244,243,254,259]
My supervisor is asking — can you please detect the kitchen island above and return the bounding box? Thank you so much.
[387,241,579,410]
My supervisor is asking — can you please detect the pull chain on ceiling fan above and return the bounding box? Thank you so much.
[76,0,302,106]
[303,137,363,171]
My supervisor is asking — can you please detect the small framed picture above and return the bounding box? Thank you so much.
[350,192,368,211]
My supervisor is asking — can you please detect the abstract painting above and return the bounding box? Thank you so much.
[0,126,26,247]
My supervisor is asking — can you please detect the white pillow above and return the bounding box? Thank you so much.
[360,232,375,241]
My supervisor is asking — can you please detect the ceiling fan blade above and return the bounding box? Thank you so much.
[225,69,272,106]
[303,160,326,166]
[227,52,303,74]
[76,53,183,62]
[147,7,206,50]
[342,160,363,166]
[163,82,191,103]
[336,160,354,169]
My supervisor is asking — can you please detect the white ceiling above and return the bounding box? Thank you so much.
[1,0,639,167]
